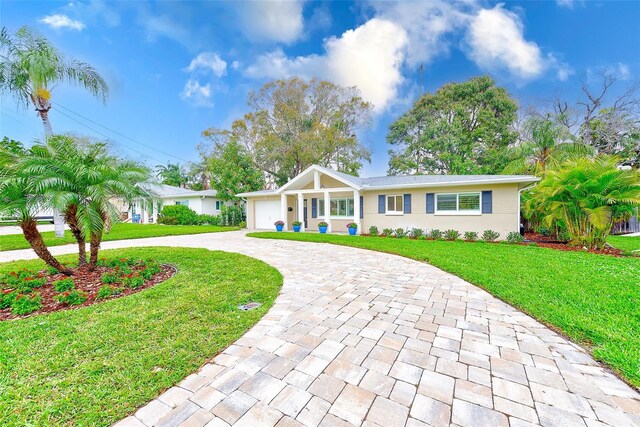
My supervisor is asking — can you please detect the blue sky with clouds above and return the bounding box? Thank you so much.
[1,0,638,176]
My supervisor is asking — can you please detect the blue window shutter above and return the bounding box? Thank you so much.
[360,196,364,219]
[403,194,411,214]
[426,193,435,214]
[311,198,317,218]
[378,195,385,214]
[482,191,493,213]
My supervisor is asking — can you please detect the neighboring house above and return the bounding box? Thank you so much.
[238,165,539,238]
[126,184,225,223]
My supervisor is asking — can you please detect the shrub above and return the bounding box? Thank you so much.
[96,286,115,300]
[53,278,75,292]
[197,214,220,226]
[238,221,247,229]
[145,261,162,275]
[101,272,120,284]
[346,222,358,229]
[395,228,407,238]
[220,204,246,226]
[410,228,423,238]
[123,274,144,289]
[292,221,302,226]
[537,226,551,237]
[506,231,524,243]
[444,229,461,241]
[141,268,154,280]
[464,231,478,241]
[382,228,394,237]
[1,290,17,309]
[428,229,443,240]
[15,277,47,293]
[12,293,42,315]
[369,225,379,236]
[107,258,135,268]
[57,290,88,306]
[482,230,500,242]
[158,204,199,225]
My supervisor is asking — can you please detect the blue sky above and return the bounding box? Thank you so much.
[1,0,638,176]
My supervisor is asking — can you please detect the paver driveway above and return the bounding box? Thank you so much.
[2,231,639,427]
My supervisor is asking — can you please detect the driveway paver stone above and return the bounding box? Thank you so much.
[2,231,638,427]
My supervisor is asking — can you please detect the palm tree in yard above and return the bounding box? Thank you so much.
[0,144,72,274]
[524,155,640,249]
[0,25,108,135]
[23,135,154,270]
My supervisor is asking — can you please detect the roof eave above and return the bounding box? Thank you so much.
[362,177,540,191]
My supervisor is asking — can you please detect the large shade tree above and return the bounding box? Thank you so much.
[0,26,108,135]
[387,75,518,175]
[155,163,189,188]
[205,78,373,187]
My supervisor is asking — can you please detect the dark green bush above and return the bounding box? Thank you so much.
[158,205,199,225]
[428,229,443,240]
[482,230,500,242]
[506,231,524,243]
[444,229,461,241]
[369,226,379,236]
[410,228,423,238]
[463,231,478,241]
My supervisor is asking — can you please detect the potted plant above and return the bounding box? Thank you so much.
[346,222,358,236]
[292,220,302,232]
[274,220,284,232]
[318,221,328,234]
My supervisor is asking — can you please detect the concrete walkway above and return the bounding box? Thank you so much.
[1,231,638,427]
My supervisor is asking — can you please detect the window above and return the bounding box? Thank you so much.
[386,195,404,214]
[436,193,480,213]
[215,200,222,210]
[175,200,189,207]
[318,198,354,217]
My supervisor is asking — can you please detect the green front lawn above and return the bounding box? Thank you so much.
[0,247,282,426]
[608,235,640,252]
[0,223,238,251]
[249,232,640,387]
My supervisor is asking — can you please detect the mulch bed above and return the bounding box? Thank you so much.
[1,263,175,321]
[523,232,626,257]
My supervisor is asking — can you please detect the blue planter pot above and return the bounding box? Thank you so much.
[275,224,284,232]
[348,227,357,236]
[293,225,301,232]
[319,226,328,234]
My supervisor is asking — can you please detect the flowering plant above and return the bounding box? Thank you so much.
[318,221,328,227]
[274,220,285,226]
[346,223,358,229]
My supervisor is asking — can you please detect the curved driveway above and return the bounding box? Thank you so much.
[1,231,638,427]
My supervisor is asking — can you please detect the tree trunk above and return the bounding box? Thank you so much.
[88,230,102,271]
[20,219,72,275]
[37,108,53,136]
[64,204,86,266]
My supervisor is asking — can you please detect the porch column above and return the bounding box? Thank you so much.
[152,201,158,223]
[280,194,288,230]
[353,190,361,234]
[297,192,305,232]
[324,191,331,233]
[142,200,149,224]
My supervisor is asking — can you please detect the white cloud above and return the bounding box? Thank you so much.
[231,61,241,70]
[185,52,227,77]
[39,14,86,31]
[245,18,407,112]
[180,79,213,107]
[371,0,475,67]
[556,0,575,8]
[466,5,545,81]
[616,63,631,80]
[238,0,304,44]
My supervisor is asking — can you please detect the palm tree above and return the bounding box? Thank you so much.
[524,155,640,249]
[0,143,72,274]
[22,135,153,270]
[156,163,189,188]
[0,26,108,135]
[504,116,593,176]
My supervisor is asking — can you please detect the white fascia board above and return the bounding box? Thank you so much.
[276,164,362,194]
[361,177,539,191]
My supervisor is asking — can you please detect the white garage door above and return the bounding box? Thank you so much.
[255,200,281,229]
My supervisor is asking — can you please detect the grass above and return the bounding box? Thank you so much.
[0,223,238,251]
[249,232,640,387]
[608,235,640,252]
[0,247,282,426]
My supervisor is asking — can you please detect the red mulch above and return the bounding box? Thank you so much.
[1,264,175,321]
[522,232,626,257]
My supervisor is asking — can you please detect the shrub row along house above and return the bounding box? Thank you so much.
[124,184,226,223]
[238,165,539,238]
